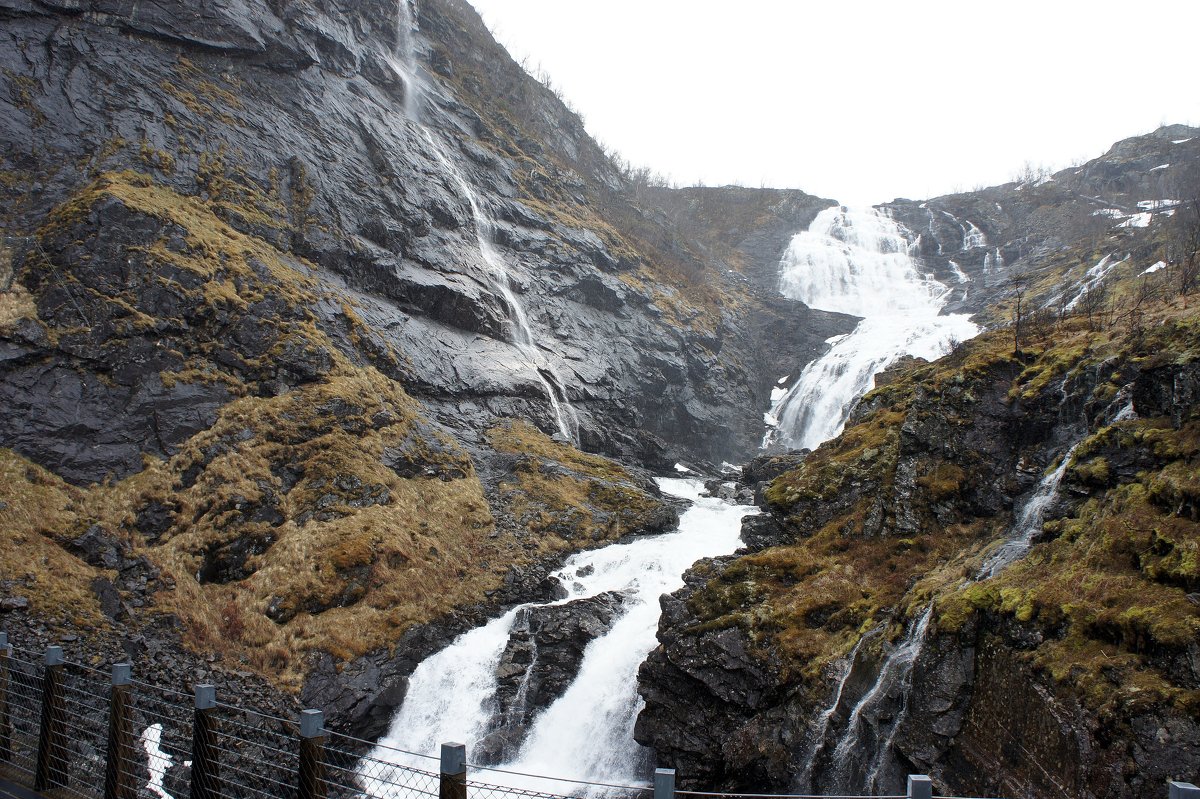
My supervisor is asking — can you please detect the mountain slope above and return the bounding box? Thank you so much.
[635,178,1200,796]
[0,0,847,689]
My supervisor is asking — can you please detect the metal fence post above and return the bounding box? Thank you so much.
[654,768,676,799]
[0,632,10,763]
[1170,782,1200,799]
[907,774,932,799]
[298,709,327,799]
[191,684,222,799]
[34,645,68,792]
[439,742,467,799]
[105,664,135,799]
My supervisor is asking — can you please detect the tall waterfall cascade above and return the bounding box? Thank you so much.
[390,1,579,444]
[764,207,979,451]
[367,479,757,790]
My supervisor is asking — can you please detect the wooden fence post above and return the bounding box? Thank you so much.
[654,768,676,799]
[298,709,327,799]
[0,632,11,763]
[439,742,466,799]
[190,684,221,799]
[907,774,932,799]
[104,664,135,799]
[1170,782,1200,799]
[34,645,68,792]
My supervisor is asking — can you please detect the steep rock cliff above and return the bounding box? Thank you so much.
[0,0,848,692]
[637,275,1200,796]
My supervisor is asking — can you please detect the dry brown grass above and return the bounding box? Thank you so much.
[0,451,106,628]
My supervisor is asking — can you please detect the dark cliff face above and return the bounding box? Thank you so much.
[0,0,852,683]
[0,0,847,483]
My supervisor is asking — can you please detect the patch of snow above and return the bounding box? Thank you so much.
[770,386,787,403]
[1119,213,1152,228]
[1093,208,1126,219]
[141,724,174,799]
[673,463,692,474]
[1173,138,1193,144]
[1150,164,1171,171]
[1143,261,1167,275]
[777,375,790,385]
[1138,199,1180,210]
[763,411,779,426]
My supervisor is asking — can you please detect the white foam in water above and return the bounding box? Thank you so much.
[765,207,978,450]
[368,479,756,793]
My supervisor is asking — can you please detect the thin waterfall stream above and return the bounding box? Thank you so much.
[803,440,1082,793]
[391,1,579,444]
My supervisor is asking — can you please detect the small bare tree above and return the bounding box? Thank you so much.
[1076,282,1108,331]
[1009,273,1029,355]
[1170,198,1200,298]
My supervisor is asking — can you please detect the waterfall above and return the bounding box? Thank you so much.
[764,207,978,451]
[368,479,756,791]
[388,1,579,444]
[976,443,1079,579]
[418,131,580,443]
[805,442,1080,792]
[816,608,932,794]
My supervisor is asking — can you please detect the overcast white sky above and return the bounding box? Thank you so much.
[467,0,1200,206]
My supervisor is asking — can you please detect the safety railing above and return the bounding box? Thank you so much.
[0,632,1195,799]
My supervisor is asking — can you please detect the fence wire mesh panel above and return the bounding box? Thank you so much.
[465,764,652,799]
[3,648,44,781]
[466,779,592,799]
[325,734,440,799]
[212,702,299,799]
[130,680,197,799]
[52,661,113,799]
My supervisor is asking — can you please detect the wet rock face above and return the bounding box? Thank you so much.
[0,0,847,485]
[475,590,628,763]
[633,562,792,789]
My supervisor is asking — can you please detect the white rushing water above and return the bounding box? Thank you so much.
[976,443,1079,579]
[765,206,978,450]
[140,723,175,799]
[826,607,933,793]
[389,1,579,444]
[368,478,756,792]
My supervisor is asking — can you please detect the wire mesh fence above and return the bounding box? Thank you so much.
[465,763,653,799]
[53,661,112,799]
[326,730,440,799]
[211,702,300,799]
[0,635,1037,799]
[3,648,43,781]
[130,678,198,799]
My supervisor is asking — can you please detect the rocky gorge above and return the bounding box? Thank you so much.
[0,1,1198,797]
